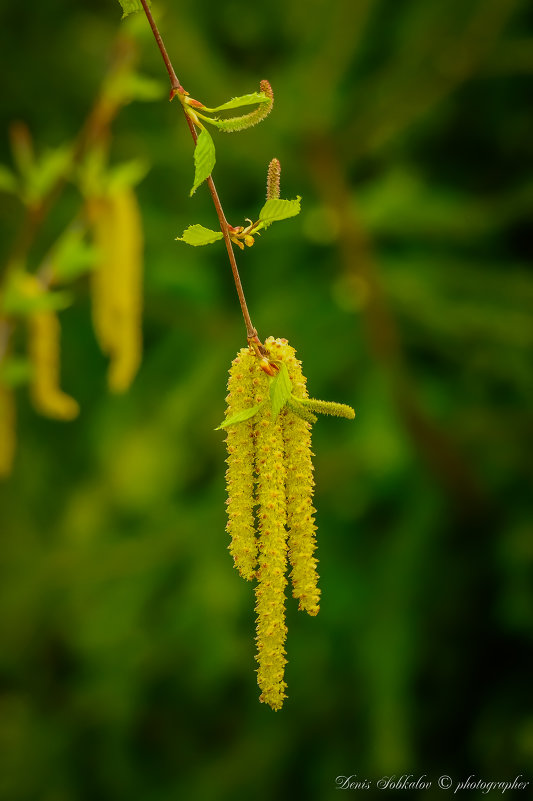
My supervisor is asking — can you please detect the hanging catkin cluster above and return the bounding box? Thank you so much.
[223,337,354,710]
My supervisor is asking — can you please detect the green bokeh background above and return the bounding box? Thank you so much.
[1,1,532,799]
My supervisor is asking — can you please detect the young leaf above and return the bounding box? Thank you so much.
[117,0,150,18]
[0,272,72,316]
[107,158,149,191]
[123,73,166,102]
[190,128,216,196]
[52,227,98,282]
[201,92,270,113]
[0,165,19,196]
[258,197,301,227]
[216,402,264,430]
[269,362,292,418]
[23,146,73,206]
[176,224,224,246]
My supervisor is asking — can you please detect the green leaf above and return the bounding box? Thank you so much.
[216,402,264,430]
[123,73,166,102]
[269,362,292,418]
[116,0,150,18]
[176,224,224,246]
[190,128,216,196]
[107,158,149,191]
[24,146,73,205]
[0,165,19,195]
[201,92,270,113]
[1,272,72,316]
[0,357,33,388]
[52,227,98,282]
[258,197,301,228]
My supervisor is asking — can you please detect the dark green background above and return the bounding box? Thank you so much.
[0,1,532,799]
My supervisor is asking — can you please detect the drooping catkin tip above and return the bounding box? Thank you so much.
[259,80,274,103]
[29,309,80,421]
[266,158,281,200]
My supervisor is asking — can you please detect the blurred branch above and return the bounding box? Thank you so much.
[0,36,141,375]
[2,36,138,282]
[308,134,486,511]
[340,0,520,160]
[286,0,377,98]
[484,38,533,74]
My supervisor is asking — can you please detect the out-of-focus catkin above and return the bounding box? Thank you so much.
[27,287,79,420]
[223,337,320,710]
[0,384,16,477]
[88,186,143,393]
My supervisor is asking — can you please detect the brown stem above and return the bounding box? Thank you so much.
[139,0,181,91]
[138,0,258,342]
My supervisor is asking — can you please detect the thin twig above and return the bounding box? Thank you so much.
[138,0,258,343]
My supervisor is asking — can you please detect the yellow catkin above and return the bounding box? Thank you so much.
[107,187,143,393]
[29,309,80,420]
[225,348,258,580]
[88,187,143,393]
[266,337,320,616]
[254,397,289,711]
[0,384,16,477]
[88,196,116,356]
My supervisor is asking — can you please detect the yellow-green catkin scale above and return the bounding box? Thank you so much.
[225,348,258,580]
[266,337,320,616]
[254,390,289,711]
[0,384,16,477]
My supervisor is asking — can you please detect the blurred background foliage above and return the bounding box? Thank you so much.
[0,0,532,798]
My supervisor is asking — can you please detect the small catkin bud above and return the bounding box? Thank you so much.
[0,384,16,478]
[29,309,80,420]
[265,337,320,616]
[254,399,289,711]
[225,348,258,580]
[266,158,281,201]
